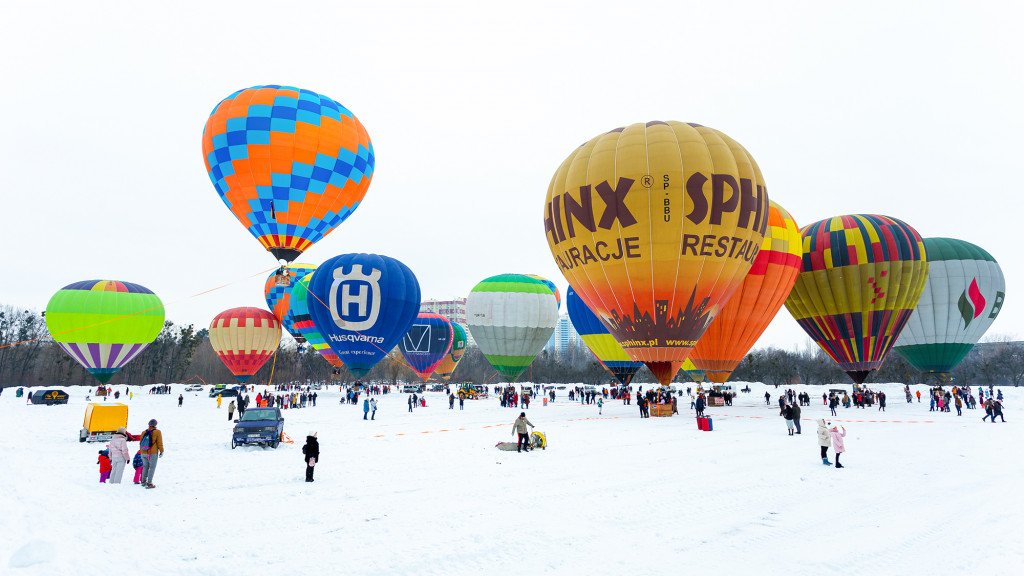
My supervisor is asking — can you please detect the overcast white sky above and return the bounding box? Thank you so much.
[1,0,1019,349]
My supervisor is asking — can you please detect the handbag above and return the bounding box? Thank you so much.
[308,457,316,467]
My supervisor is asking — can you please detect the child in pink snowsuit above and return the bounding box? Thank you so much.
[132,450,144,484]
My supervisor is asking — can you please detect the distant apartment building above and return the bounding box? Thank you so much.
[420,297,473,346]
[545,314,580,355]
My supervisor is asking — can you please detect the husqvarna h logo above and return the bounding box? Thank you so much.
[329,264,382,332]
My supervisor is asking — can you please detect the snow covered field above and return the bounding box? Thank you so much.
[1,382,1020,576]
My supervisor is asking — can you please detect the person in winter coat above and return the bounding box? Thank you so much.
[597,397,604,415]
[459,395,465,410]
[694,395,706,418]
[408,395,414,413]
[783,404,795,436]
[228,400,236,420]
[817,419,833,465]
[139,419,164,489]
[97,449,112,483]
[132,450,144,484]
[216,394,222,409]
[370,398,378,420]
[449,394,455,409]
[302,432,319,482]
[991,400,1006,423]
[178,394,183,407]
[764,391,771,405]
[791,402,802,434]
[363,398,370,420]
[829,424,847,468]
[107,427,131,483]
[512,412,535,453]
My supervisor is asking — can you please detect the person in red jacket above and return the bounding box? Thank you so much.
[97,449,112,483]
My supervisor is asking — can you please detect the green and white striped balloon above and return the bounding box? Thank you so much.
[467,274,559,381]
[894,237,1005,377]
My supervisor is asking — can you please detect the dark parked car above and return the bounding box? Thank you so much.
[209,388,240,399]
[231,407,284,449]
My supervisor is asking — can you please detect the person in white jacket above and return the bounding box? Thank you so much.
[817,419,832,466]
[107,428,131,484]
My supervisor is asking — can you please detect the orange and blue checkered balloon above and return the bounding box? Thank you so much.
[203,86,375,262]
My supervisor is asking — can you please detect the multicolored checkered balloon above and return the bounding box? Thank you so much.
[203,85,375,262]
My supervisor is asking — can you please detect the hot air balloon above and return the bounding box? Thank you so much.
[785,215,929,384]
[289,270,345,369]
[566,286,644,386]
[679,358,705,382]
[690,201,802,383]
[399,313,454,381]
[467,274,559,381]
[307,253,421,378]
[45,280,165,383]
[527,274,561,310]
[264,263,316,343]
[544,122,770,385]
[202,85,374,263]
[209,307,282,383]
[893,238,1005,379]
[433,323,468,381]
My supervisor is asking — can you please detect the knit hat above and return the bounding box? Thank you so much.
[148,419,158,427]
[309,431,317,438]
[116,427,127,434]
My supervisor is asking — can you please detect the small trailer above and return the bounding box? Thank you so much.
[80,403,128,443]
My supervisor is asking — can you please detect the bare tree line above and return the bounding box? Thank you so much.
[2,303,1021,388]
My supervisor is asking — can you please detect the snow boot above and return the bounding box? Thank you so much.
[835,463,844,469]
[822,458,832,466]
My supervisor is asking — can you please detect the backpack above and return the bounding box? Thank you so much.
[140,429,153,451]
[132,452,143,468]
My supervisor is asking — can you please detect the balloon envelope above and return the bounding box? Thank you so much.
[399,313,454,381]
[527,274,561,310]
[467,274,558,381]
[264,263,316,343]
[894,237,1005,377]
[433,323,468,381]
[544,121,769,384]
[45,280,165,383]
[785,215,929,384]
[307,253,421,378]
[690,201,802,383]
[209,307,282,383]
[566,285,643,386]
[202,85,375,262]
[289,270,345,369]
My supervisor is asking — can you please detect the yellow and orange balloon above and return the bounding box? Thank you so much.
[543,121,769,384]
[690,201,802,382]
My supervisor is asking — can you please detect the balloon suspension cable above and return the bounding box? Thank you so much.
[267,347,280,387]
[0,265,278,351]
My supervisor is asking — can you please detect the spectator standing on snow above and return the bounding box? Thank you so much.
[139,419,164,489]
[916,389,921,402]
[791,402,802,434]
[178,394,183,407]
[97,450,112,483]
[363,398,370,420]
[783,404,795,436]
[817,419,833,465]
[228,400,236,421]
[829,424,847,468]
[370,398,377,420]
[765,391,771,405]
[132,450,144,484]
[408,395,414,413]
[512,412,535,453]
[991,400,1006,423]
[459,395,465,410]
[449,394,455,409]
[107,427,130,484]
[695,395,705,418]
[878,392,886,412]
[216,394,222,409]
[597,397,604,415]
[302,432,319,482]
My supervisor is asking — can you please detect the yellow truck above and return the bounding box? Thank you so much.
[79,403,128,443]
